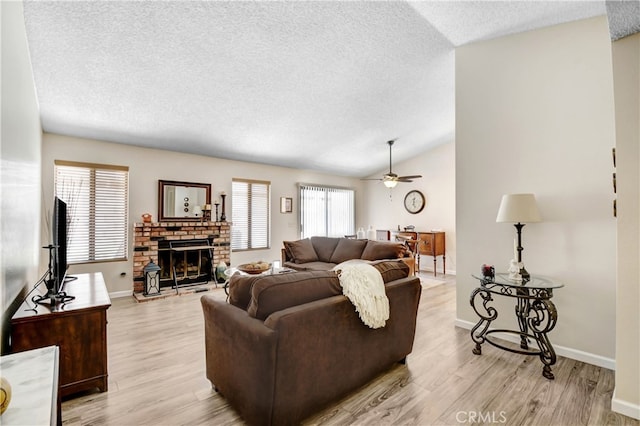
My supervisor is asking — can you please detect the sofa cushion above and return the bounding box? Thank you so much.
[361,240,406,261]
[309,236,340,262]
[370,259,410,283]
[227,273,260,311]
[329,238,368,264]
[283,238,319,264]
[247,271,342,320]
[283,261,338,271]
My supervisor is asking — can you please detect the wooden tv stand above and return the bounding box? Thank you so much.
[11,272,111,398]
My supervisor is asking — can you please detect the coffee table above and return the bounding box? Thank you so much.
[223,266,296,296]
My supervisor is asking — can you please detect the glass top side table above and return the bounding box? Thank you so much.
[470,272,564,379]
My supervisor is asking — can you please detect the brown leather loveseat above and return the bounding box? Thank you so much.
[200,261,421,425]
[281,236,415,275]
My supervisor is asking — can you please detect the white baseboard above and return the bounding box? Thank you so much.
[109,290,132,299]
[454,319,615,370]
[612,389,640,420]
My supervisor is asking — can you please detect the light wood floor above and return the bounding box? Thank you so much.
[62,274,638,426]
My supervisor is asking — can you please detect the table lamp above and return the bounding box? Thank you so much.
[496,193,542,281]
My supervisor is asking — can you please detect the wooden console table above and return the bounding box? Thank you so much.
[11,272,111,398]
[417,231,446,276]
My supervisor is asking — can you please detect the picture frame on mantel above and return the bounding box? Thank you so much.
[280,197,293,213]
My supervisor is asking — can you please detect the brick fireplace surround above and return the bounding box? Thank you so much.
[132,221,231,293]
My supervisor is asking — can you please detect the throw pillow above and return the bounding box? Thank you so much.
[329,238,368,264]
[361,240,406,261]
[283,239,319,264]
[309,236,340,262]
[227,273,259,310]
[247,271,342,320]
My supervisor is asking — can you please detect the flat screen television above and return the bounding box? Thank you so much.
[34,196,75,306]
[51,196,68,295]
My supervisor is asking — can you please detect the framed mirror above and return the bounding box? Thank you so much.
[158,180,211,221]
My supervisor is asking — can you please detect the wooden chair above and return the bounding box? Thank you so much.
[395,231,419,271]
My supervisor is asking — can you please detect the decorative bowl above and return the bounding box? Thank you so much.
[237,262,271,275]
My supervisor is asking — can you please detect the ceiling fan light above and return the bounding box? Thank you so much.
[384,179,398,188]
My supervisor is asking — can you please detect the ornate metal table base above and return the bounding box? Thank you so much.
[470,274,561,380]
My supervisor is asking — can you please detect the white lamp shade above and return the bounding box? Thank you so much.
[496,194,542,223]
[383,179,398,188]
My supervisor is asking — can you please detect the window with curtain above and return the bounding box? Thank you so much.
[54,160,129,263]
[299,184,355,239]
[231,179,270,251]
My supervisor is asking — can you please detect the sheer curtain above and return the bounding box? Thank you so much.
[299,184,354,239]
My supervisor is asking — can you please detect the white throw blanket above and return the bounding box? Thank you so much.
[333,261,389,329]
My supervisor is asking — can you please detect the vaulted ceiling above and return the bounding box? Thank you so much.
[22,1,637,177]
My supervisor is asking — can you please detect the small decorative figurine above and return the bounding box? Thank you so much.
[141,213,152,223]
[508,259,523,283]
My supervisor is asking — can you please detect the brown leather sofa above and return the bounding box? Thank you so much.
[281,236,415,275]
[200,261,421,426]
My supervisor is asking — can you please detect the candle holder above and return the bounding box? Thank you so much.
[202,204,211,222]
[220,193,226,221]
[214,201,220,222]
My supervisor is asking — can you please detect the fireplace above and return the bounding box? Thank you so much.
[132,221,231,293]
[157,239,214,288]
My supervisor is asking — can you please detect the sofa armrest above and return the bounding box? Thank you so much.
[200,295,278,424]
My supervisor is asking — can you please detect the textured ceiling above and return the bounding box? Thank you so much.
[22,1,620,177]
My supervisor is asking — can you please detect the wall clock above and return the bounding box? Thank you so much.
[404,190,426,214]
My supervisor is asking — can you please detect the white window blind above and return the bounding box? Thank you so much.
[299,184,355,239]
[231,179,270,250]
[55,160,129,263]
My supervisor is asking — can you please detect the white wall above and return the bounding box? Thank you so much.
[1,1,42,353]
[456,16,617,364]
[611,32,640,419]
[41,133,364,295]
[362,140,456,273]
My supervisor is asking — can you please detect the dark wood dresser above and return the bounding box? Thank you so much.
[11,272,111,398]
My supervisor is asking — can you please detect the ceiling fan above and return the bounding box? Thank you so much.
[362,140,422,188]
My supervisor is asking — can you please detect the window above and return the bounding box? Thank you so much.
[231,179,270,250]
[299,184,355,239]
[54,160,129,263]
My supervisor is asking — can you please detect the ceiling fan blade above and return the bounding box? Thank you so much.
[363,140,417,184]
